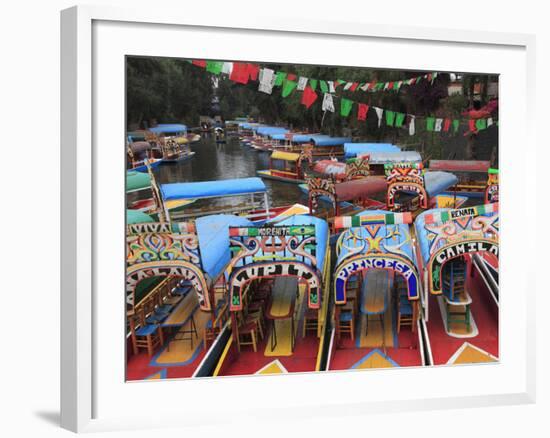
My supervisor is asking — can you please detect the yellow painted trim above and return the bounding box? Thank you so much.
[271,150,300,161]
[315,242,331,372]
[213,335,233,377]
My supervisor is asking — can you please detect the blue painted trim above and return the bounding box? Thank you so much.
[351,348,400,368]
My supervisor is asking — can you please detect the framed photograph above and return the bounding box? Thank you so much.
[61,5,536,433]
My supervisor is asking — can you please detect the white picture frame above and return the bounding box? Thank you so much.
[60,4,536,433]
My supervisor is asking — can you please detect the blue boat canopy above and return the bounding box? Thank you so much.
[256,126,289,137]
[161,177,267,201]
[149,124,187,134]
[270,133,316,143]
[424,171,459,197]
[344,143,400,158]
[196,214,253,280]
[311,135,352,147]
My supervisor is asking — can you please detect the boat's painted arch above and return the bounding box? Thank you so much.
[126,221,211,313]
[228,261,322,311]
[126,260,210,312]
[385,162,428,209]
[334,253,420,304]
[428,238,499,295]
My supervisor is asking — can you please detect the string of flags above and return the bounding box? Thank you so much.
[189,59,497,135]
[192,59,438,94]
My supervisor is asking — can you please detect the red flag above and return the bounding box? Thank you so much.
[350,82,359,92]
[443,118,451,132]
[357,103,369,121]
[230,62,250,84]
[301,86,318,109]
[192,60,206,68]
[286,73,297,81]
[247,63,259,81]
[468,119,477,133]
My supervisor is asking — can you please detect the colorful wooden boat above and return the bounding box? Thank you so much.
[125,216,252,380]
[429,160,491,195]
[384,162,458,214]
[327,210,424,370]
[257,149,312,183]
[305,176,387,218]
[159,176,279,222]
[126,166,196,219]
[213,215,331,376]
[413,203,499,365]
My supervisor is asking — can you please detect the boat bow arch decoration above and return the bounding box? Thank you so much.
[334,253,420,304]
[227,225,322,310]
[385,162,428,209]
[428,238,498,295]
[333,212,419,304]
[345,156,370,180]
[420,203,499,295]
[126,222,210,313]
[307,176,336,213]
[485,168,499,204]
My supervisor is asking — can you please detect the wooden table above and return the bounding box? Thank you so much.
[161,296,198,350]
[266,277,298,352]
[360,270,390,352]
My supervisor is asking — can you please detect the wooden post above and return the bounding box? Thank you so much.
[231,312,240,353]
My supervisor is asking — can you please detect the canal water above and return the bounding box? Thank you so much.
[154,135,307,209]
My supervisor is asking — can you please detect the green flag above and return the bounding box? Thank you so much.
[281,79,297,98]
[395,112,406,127]
[205,61,223,74]
[385,110,396,126]
[320,80,328,93]
[475,119,487,131]
[340,98,354,117]
[426,117,435,131]
[274,71,287,87]
[309,79,318,91]
[452,119,460,133]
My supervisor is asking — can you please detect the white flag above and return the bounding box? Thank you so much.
[328,81,335,93]
[222,62,233,75]
[344,82,353,91]
[258,68,275,94]
[487,117,493,127]
[322,93,335,113]
[297,76,308,91]
[374,107,384,128]
[360,83,370,91]
[435,118,443,132]
[409,116,416,136]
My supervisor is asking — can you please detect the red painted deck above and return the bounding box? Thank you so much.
[426,264,499,365]
[126,347,207,381]
[217,331,321,376]
[329,328,422,370]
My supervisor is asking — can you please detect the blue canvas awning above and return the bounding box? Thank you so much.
[344,143,401,158]
[311,135,352,147]
[149,124,187,134]
[256,126,289,137]
[270,133,317,143]
[424,171,458,197]
[161,177,267,201]
[196,214,253,280]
